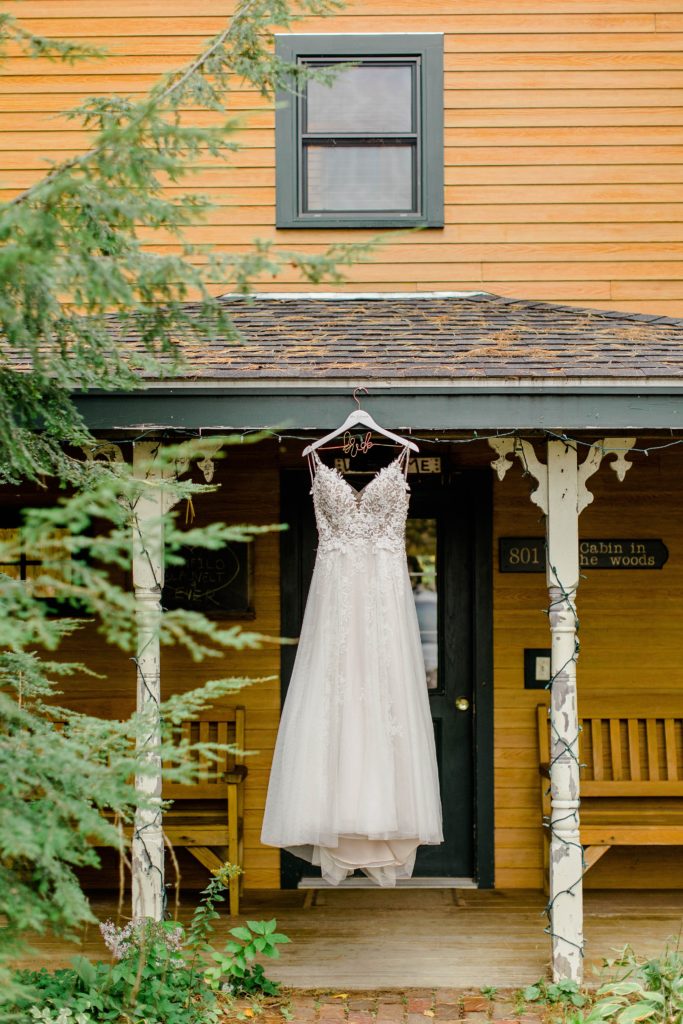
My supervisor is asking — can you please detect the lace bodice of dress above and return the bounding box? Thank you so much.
[311,453,410,555]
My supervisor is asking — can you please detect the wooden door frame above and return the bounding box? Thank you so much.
[470,468,494,888]
[278,464,494,889]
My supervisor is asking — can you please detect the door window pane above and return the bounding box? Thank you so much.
[406,518,438,690]
[305,64,414,133]
[0,526,70,599]
[304,143,414,211]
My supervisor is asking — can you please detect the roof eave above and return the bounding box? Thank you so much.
[74,381,683,434]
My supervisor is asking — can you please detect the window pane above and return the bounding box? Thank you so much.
[306,64,414,133]
[0,528,20,581]
[406,518,438,691]
[305,143,414,211]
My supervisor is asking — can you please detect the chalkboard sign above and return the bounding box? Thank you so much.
[163,543,252,617]
[500,537,669,572]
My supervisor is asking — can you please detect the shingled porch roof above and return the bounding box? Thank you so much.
[77,292,683,431]
[167,291,683,382]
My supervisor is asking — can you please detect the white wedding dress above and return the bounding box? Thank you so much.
[261,448,443,886]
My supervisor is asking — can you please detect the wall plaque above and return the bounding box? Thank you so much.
[500,537,669,572]
[163,542,252,617]
[334,456,441,475]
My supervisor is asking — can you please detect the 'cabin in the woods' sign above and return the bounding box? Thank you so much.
[500,538,669,572]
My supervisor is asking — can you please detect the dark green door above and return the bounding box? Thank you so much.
[279,458,493,886]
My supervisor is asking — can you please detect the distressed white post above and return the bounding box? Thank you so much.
[489,435,635,981]
[131,441,170,921]
[545,439,583,982]
[129,438,224,920]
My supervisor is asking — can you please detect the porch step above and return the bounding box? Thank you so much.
[298,876,477,889]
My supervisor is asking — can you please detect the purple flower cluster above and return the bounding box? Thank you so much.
[99,918,185,961]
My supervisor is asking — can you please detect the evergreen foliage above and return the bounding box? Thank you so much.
[0,0,372,484]
[0,0,369,1003]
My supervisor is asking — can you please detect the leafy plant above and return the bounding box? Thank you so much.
[14,949,218,1024]
[522,979,588,1008]
[0,479,269,1002]
[589,942,683,1024]
[7,866,290,1023]
[28,1011,90,1024]
[526,942,683,1024]
[563,1001,627,1024]
[204,919,291,996]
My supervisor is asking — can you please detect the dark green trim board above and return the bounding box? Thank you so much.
[75,386,683,432]
[470,469,494,888]
[279,470,317,890]
[275,34,444,228]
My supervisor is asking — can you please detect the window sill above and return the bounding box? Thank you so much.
[276,213,445,229]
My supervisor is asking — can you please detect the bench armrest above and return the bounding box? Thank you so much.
[224,765,248,784]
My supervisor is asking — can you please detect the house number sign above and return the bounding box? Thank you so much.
[500,537,669,572]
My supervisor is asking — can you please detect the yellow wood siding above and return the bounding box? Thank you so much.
[158,446,282,889]
[4,1,683,312]
[29,439,683,891]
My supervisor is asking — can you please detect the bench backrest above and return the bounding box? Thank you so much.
[537,703,683,797]
[163,707,245,800]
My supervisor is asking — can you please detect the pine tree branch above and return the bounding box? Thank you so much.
[4,0,326,209]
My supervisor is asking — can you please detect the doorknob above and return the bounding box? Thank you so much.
[455,697,470,712]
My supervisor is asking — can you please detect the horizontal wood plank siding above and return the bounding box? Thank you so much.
[36,439,683,892]
[4,1,683,312]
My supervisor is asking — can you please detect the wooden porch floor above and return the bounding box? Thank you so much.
[22,889,683,989]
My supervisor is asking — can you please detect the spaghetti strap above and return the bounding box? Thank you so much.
[307,449,322,485]
[398,445,411,480]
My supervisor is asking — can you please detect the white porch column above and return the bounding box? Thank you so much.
[545,439,583,982]
[129,438,223,920]
[131,440,170,921]
[489,434,635,982]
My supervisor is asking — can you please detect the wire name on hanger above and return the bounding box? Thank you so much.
[342,430,373,457]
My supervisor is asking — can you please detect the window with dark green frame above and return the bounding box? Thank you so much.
[275,34,444,229]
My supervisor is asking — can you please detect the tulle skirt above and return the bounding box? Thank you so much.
[261,544,443,886]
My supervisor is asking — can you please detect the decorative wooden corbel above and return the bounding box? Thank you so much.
[489,435,636,516]
[488,436,548,514]
[577,436,636,512]
[80,441,124,465]
[171,438,224,486]
[194,439,224,483]
[81,439,224,483]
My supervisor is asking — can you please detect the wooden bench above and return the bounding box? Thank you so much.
[163,707,247,916]
[537,703,683,878]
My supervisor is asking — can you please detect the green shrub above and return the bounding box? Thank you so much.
[589,942,683,1024]
[8,868,291,1024]
[523,941,683,1024]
